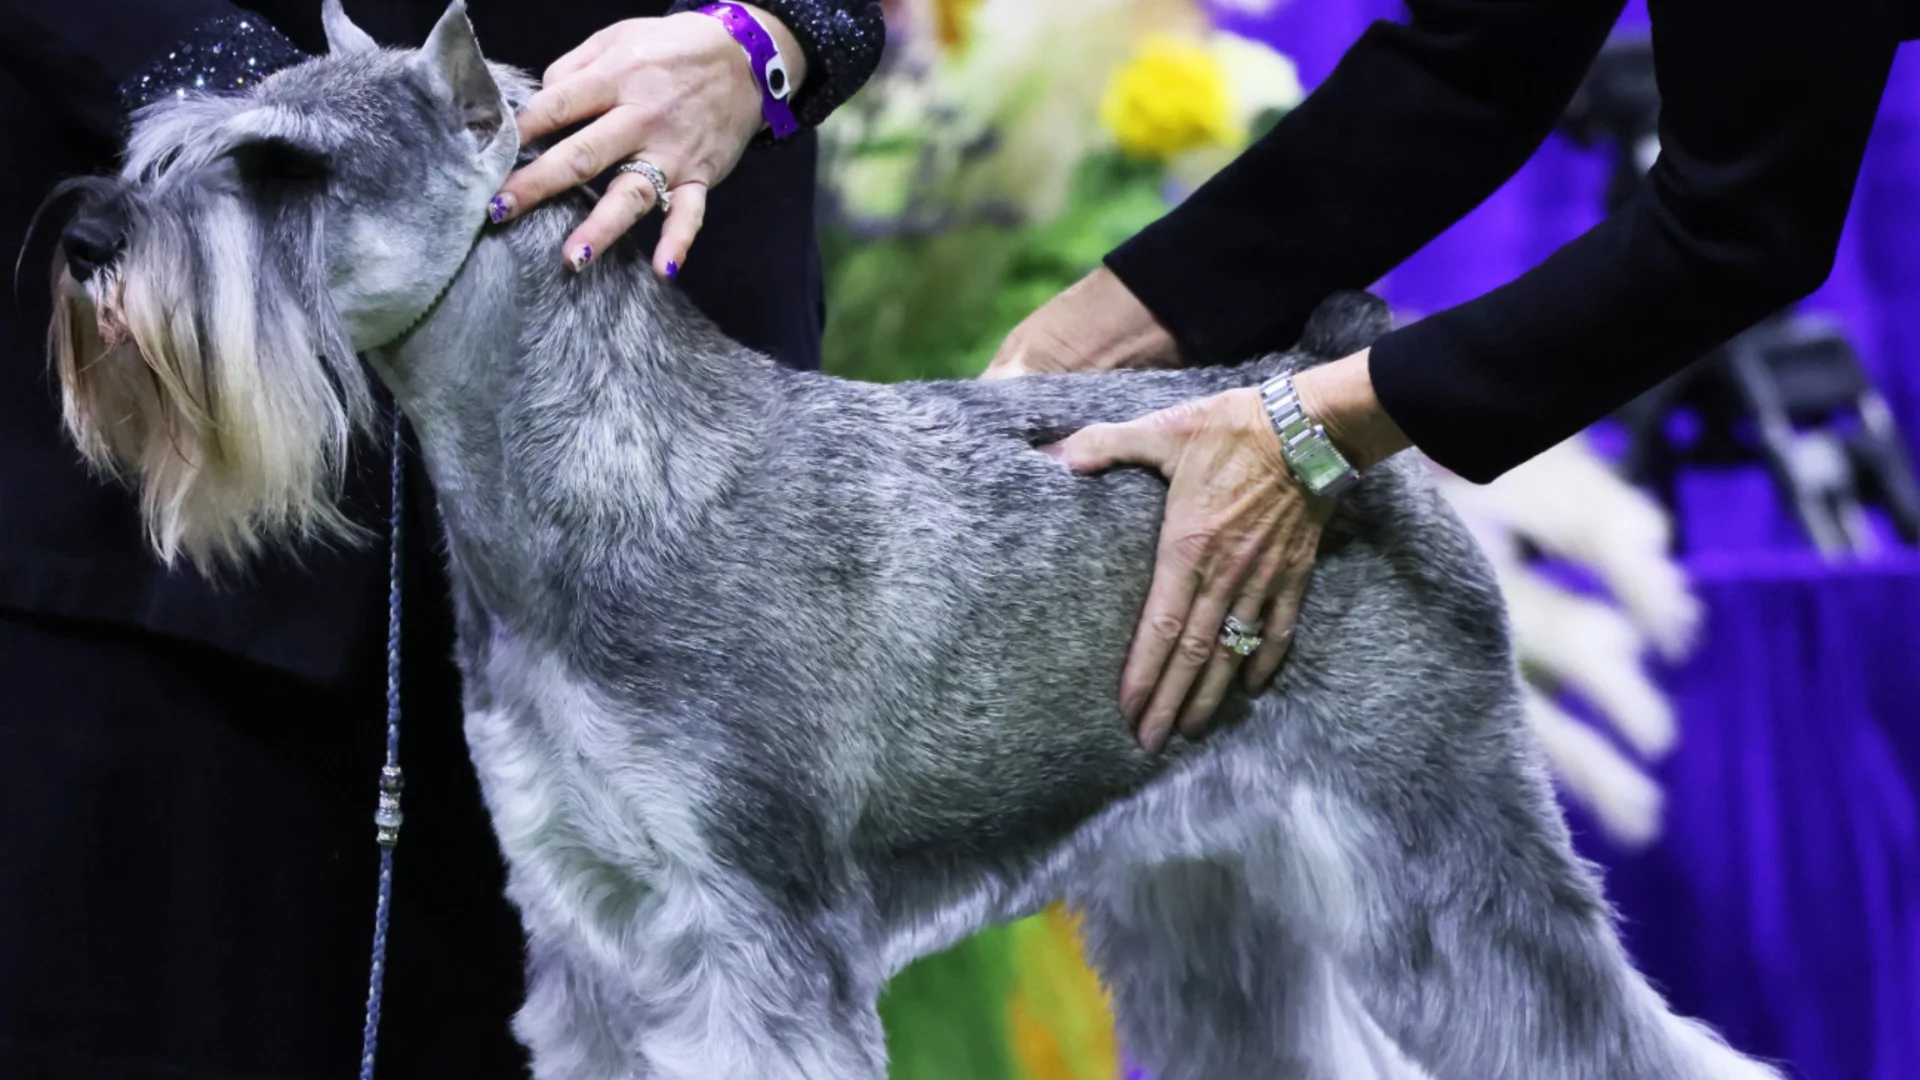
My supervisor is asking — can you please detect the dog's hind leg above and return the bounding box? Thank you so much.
[1309,730,1783,1080]
[1068,857,1429,1080]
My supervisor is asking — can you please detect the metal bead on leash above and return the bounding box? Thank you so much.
[374,765,405,846]
[358,405,409,1080]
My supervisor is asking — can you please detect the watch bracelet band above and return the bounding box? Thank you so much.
[1259,370,1360,499]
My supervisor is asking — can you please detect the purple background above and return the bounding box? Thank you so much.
[1180,3,1920,1077]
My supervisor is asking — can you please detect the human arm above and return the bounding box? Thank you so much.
[986,0,1627,380]
[1087,0,1899,481]
[1360,0,1899,480]
[490,0,883,277]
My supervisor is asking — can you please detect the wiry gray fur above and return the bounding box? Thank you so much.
[52,5,1787,1078]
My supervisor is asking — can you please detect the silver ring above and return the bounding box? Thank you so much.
[1220,614,1265,658]
[617,158,672,215]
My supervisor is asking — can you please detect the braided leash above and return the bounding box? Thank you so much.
[359,406,408,1080]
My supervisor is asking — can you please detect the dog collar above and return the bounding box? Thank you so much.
[695,3,800,141]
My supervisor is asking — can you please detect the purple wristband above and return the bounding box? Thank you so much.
[696,2,800,141]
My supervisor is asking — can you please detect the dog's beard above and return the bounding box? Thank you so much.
[50,188,377,574]
[83,266,131,348]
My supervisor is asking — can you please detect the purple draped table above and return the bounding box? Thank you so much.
[1558,464,1920,1080]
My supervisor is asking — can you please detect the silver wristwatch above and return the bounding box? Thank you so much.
[1259,370,1359,499]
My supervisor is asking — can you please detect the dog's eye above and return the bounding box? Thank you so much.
[230,138,330,182]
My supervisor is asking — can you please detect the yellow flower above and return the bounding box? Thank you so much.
[932,0,983,47]
[1099,34,1239,162]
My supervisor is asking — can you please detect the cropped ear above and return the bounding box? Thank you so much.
[419,1,506,142]
[1297,292,1396,362]
[321,0,378,56]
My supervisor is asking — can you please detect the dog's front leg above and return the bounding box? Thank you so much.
[514,935,649,1080]
[511,910,889,1080]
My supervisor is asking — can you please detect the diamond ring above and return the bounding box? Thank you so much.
[616,157,672,215]
[1220,614,1264,658]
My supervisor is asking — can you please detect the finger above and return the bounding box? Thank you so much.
[1133,576,1236,754]
[1045,404,1197,475]
[513,69,618,144]
[981,334,1024,380]
[1177,592,1267,739]
[541,30,616,90]
[1243,572,1308,690]
[984,326,1044,381]
[1117,529,1206,735]
[563,168,665,271]
[651,181,708,281]
[496,107,644,222]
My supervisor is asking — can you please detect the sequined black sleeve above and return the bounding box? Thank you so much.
[669,0,885,130]
[118,13,308,113]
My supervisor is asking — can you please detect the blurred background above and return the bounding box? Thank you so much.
[819,2,1920,1078]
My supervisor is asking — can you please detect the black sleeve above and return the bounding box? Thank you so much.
[1104,0,1627,368]
[1366,0,1898,480]
[669,0,885,128]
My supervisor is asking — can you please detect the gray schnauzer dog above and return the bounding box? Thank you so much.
[48,4,1784,1078]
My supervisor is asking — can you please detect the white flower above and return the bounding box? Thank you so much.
[1210,29,1304,129]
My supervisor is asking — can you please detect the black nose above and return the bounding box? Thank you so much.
[60,211,126,281]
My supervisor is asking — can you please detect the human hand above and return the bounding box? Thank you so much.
[489,7,806,277]
[1044,388,1328,752]
[982,267,1184,380]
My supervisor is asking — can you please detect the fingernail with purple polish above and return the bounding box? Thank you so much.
[666,260,680,282]
[488,194,515,224]
[569,243,592,271]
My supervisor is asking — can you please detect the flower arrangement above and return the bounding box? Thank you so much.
[816,0,1301,383]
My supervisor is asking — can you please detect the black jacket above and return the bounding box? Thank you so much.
[0,0,837,682]
[1107,0,1916,482]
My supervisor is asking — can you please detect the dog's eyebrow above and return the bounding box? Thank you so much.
[121,95,247,179]
[223,107,345,153]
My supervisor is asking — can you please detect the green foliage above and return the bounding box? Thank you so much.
[878,925,1023,1080]
[821,152,1171,383]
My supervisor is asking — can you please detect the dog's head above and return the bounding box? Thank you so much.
[50,1,523,571]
